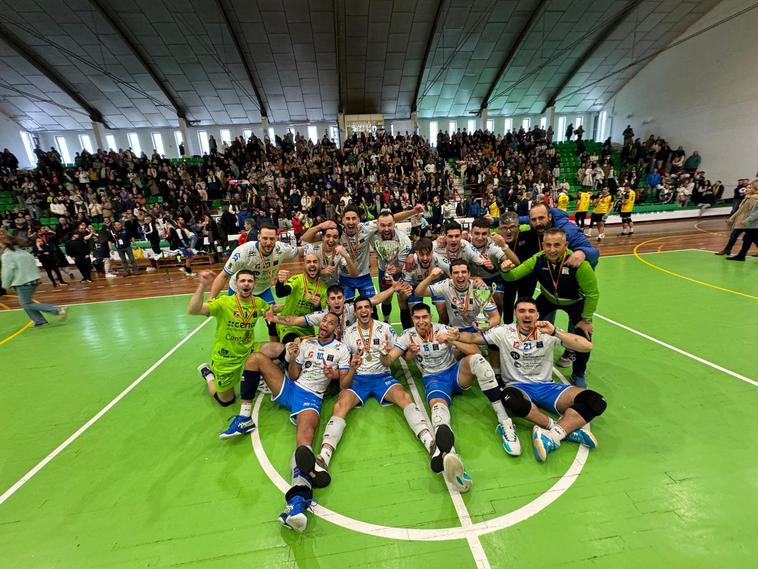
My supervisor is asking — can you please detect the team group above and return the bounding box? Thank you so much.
[187,203,608,532]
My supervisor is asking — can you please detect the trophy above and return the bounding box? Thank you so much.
[472,282,497,330]
[374,240,401,281]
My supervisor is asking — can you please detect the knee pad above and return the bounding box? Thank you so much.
[213,392,236,407]
[571,389,607,422]
[502,386,531,417]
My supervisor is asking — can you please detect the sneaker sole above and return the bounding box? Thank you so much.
[443,454,471,493]
[218,428,253,440]
[278,513,307,532]
[532,430,548,463]
[435,424,454,453]
[295,445,331,488]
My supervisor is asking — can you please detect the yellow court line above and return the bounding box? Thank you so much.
[0,321,33,346]
[633,238,758,300]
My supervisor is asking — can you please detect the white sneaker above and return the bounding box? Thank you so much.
[556,355,572,367]
[105,273,118,279]
[496,419,522,456]
[145,266,156,272]
[443,453,472,493]
[58,306,68,321]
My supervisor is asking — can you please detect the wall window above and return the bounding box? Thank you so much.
[79,134,94,153]
[106,134,117,151]
[268,127,275,143]
[287,127,296,136]
[486,119,494,132]
[539,116,547,129]
[20,131,36,166]
[467,119,476,132]
[598,111,607,141]
[150,133,165,156]
[127,132,141,156]
[330,125,339,141]
[429,121,438,145]
[389,124,394,136]
[504,118,513,133]
[174,130,183,148]
[522,118,531,130]
[448,120,456,133]
[220,129,231,145]
[557,116,567,141]
[575,116,583,128]
[197,131,210,154]
[55,136,72,164]
[243,129,252,140]
[307,125,318,143]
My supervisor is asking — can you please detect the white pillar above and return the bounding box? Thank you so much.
[546,106,555,130]
[260,116,269,138]
[91,121,105,151]
[411,111,418,135]
[481,107,488,131]
[338,112,347,142]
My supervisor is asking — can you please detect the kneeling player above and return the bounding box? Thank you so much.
[188,270,283,438]
[447,298,607,462]
[244,312,354,532]
[382,304,516,492]
[297,296,438,487]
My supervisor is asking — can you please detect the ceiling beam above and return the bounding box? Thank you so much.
[89,0,187,120]
[541,0,643,114]
[216,0,267,119]
[481,0,547,112]
[412,0,446,114]
[0,23,111,128]
[333,0,346,114]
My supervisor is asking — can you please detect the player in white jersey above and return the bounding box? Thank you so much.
[295,296,440,488]
[381,304,517,492]
[371,210,414,326]
[209,223,300,340]
[301,204,423,300]
[244,312,354,532]
[302,224,359,288]
[446,297,607,463]
[273,281,406,341]
[415,260,500,331]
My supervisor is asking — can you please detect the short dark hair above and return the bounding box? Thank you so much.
[544,227,567,240]
[342,205,361,218]
[237,269,255,278]
[472,216,491,230]
[354,295,372,309]
[514,297,538,310]
[450,259,469,271]
[411,303,431,315]
[413,237,433,254]
[259,222,277,233]
[326,285,344,297]
[444,221,462,234]
[323,225,341,237]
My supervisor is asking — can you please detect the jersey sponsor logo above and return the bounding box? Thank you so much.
[432,344,439,351]
[304,361,312,368]
[373,338,380,345]
[326,354,334,362]
[317,352,324,360]
[536,341,544,348]
[510,351,520,360]
[231,252,240,262]
[562,267,570,275]
[307,351,314,358]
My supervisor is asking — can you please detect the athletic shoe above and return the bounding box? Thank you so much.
[145,267,156,272]
[496,419,522,456]
[219,415,255,439]
[556,356,572,367]
[197,363,214,383]
[294,446,332,488]
[429,442,444,473]
[532,426,560,463]
[431,424,454,473]
[565,426,598,449]
[58,306,68,321]
[278,495,313,532]
[257,382,271,394]
[726,256,746,262]
[33,322,49,327]
[571,374,587,388]
[443,453,472,493]
[105,273,118,279]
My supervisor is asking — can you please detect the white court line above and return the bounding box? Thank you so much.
[595,313,757,388]
[398,359,491,569]
[0,318,212,506]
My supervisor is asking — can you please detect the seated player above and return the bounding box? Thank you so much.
[446,298,607,463]
[296,295,439,487]
[188,270,283,438]
[244,312,354,532]
[274,254,328,343]
[381,304,518,492]
[273,281,408,341]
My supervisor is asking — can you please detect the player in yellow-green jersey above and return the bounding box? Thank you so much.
[188,269,282,439]
[274,253,328,343]
[574,190,592,233]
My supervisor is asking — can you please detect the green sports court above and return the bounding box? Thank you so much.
[1,248,755,568]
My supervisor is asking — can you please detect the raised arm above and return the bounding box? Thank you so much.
[414,267,444,298]
[301,220,337,243]
[188,271,215,316]
[335,245,359,277]
[393,204,425,223]
[209,270,230,299]
[536,321,592,352]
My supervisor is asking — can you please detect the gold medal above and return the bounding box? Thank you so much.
[365,353,373,363]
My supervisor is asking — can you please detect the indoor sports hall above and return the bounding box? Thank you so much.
[0,1,756,568]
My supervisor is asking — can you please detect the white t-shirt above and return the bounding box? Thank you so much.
[303,242,348,287]
[342,320,397,375]
[403,252,450,287]
[340,221,378,275]
[482,324,562,384]
[427,279,497,328]
[294,337,351,398]
[224,241,299,294]
[370,229,412,271]
[304,304,356,340]
[466,238,507,280]
[394,323,456,376]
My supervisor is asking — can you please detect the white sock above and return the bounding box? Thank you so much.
[320,416,346,465]
[239,401,252,417]
[430,402,451,430]
[549,424,567,441]
[403,404,434,452]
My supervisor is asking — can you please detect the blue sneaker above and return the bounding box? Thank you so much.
[219,415,255,439]
[278,495,313,532]
[571,374,587,388]
[532,426,560,462]
[565,427,597,449]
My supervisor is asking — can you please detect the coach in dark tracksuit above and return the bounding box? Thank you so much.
[502,228,599,389]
